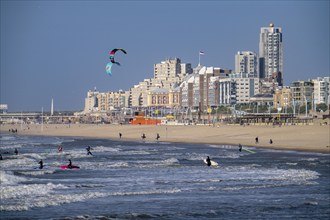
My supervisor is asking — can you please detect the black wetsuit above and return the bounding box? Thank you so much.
[206,157,211,166]
[39,160,44,169]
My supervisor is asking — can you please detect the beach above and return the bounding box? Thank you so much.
[1,120,329,153]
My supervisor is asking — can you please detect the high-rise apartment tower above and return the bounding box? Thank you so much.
[259,23,283,82]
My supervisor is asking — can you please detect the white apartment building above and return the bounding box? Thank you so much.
[235,51,258,77]
[259,23,283,80]
[229,73,260,104]
[84,89,99,112]
[313,77,330,106]
[219,78,236,105]
[130,58,192,108]
[97,91,130,111]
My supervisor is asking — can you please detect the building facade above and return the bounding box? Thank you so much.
[313,77,330,107]
[259,23,283,80]
[235,51,258,77]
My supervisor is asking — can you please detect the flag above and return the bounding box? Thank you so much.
[199,51,205,55]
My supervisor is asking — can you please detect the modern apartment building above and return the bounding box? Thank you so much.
[259,23,283,81]
[228,73,260,104]
[84,89,99,112]
[290,80,314,104]
[312,77,330,106]
[219,78,236,105]
[235,51,258,77]
[97,90,130,111]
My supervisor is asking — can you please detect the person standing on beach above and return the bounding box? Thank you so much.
[255,137,259,144]
[141,133,146,140]
[156,133,160,141]
[269,139,273,144]
[119,133,122,139]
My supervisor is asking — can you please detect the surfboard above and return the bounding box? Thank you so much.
[60,165,80,169]
[203,159,218,166]
[242,148,256,154]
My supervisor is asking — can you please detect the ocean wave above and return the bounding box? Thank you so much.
[0,171,28,185]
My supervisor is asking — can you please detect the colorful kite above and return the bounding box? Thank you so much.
[106,48,127,76]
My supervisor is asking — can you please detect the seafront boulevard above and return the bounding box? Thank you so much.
[1,120,329,153]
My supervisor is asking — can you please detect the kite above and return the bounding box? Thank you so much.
[106,48,127,76]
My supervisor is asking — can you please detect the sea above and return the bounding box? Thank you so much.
[0,134,329,220]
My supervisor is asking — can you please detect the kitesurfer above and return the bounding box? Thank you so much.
[206,156,211,167]
[238,144,242,152]
[68,159,72,169]
[38,160,44,169]
[86,146,93,155]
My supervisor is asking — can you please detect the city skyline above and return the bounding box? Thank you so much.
[1,1,329,111]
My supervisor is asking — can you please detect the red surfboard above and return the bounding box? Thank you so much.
[60,165,80,169]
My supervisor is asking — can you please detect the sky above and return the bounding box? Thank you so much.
[1,0,329,112]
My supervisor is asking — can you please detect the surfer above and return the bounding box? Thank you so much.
[14,148,18,155]
[58,145,63,153]
[38,160,44,169]
[238,144,242,152]
[0,154,3,160]
[86,146,93,155]
[206,156,211,167]
[68,159,72,169]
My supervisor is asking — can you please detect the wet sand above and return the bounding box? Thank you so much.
[1,121,329,153]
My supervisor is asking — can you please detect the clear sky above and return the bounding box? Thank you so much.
[1,0,329,112]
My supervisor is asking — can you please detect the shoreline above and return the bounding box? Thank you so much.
[1,122,329,154]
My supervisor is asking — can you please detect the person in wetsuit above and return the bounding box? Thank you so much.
[206,156,211,166]
[68,159,72,169]
[86,146,93,155]
[238,144,242,152]
[38,160,44,169]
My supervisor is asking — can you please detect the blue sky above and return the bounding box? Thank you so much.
[1,0,329,112]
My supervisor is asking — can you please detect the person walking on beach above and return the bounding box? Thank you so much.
[238,144,242,152]
[255,137,259,144]
[119,133,122,139]
[269,139,273,144]
[38,160,44,169]
[156,133,160,141]
[86,146,93,155]
[141,133,146,140]
[206,156,211,167]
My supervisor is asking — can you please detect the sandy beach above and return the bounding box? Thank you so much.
[1,120,329,153]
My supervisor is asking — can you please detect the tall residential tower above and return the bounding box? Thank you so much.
[259,23,283,84]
